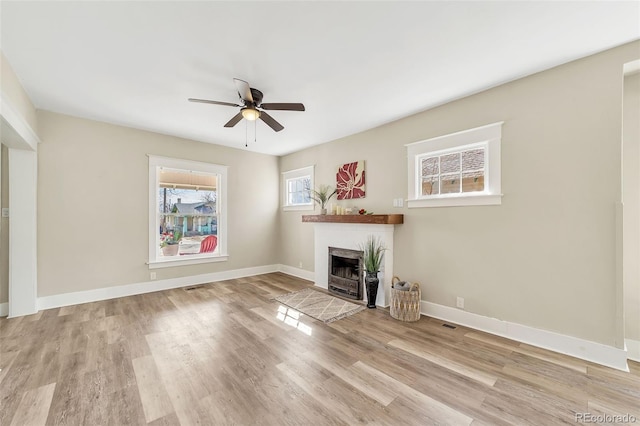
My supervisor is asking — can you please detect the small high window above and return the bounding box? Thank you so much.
[419,146,486,196]
[282,166,314,211]
[407,122,503,208]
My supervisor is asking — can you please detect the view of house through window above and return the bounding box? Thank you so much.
[420,146,485,196]
[406,122,502,208]
[158,169,219,258]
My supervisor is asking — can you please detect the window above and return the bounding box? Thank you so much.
[282,166,314,211]
[419,146,486,196]
[148,156,228,268]
[407,122,503,208]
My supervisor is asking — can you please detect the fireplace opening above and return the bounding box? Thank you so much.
[328,247,363,300]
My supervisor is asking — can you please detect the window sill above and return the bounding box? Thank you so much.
[283,204,314,212]
[148,254,229,269]
[407,193,502,208]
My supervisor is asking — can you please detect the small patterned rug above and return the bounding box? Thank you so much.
[273,288,366,323]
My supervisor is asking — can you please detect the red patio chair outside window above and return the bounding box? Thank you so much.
[200,235,218,253]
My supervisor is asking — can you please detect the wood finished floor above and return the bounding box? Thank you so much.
[1,272,639,425]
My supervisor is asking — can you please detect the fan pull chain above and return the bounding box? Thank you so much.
[254,119,257,144]
[245,119,248,147]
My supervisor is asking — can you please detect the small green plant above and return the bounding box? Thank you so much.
[360,235,386,273]
[309,185,337,209]
[160,230,182,248]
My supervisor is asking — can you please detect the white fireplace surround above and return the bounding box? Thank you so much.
[312,223,395,307]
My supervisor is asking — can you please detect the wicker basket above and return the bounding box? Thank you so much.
[390,276,421,322]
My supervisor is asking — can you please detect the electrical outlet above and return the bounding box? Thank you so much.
[456,297,464,309]
[298,261,303,268]
[1,208,9,218]
[150,272,157,280]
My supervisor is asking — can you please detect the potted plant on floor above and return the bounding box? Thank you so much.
[360,235,386,308]
[310,185,337,215]
[160,230,182,256]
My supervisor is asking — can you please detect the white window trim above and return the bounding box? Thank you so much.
[148,155,228,268]
[406,122,503,208]
[282,165,314,211]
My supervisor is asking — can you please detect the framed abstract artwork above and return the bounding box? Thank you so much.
[336,160,366,200]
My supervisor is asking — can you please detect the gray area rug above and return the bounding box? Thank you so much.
[273,288,366,323]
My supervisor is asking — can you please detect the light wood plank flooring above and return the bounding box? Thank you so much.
[1,273,639,425]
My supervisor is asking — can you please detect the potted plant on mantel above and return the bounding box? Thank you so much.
[361,235,386,309]
[310,185,337,215]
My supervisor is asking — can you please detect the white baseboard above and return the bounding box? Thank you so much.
[421,301,629,372]
[37,264,279,311]
[7,264,631,372]
[625,338,640,362]
[277,264,315,282]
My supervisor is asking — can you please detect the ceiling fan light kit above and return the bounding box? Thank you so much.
[241,108,260,121]
[189,78,305,135]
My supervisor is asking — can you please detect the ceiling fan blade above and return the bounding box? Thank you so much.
[188,98,241,107]
[259,111,284,132]
[224,112,244,128]
[233,78,253,103]
[260,103,305,111]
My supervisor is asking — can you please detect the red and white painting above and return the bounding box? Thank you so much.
[336,160,366,200]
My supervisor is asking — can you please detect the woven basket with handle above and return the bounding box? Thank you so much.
[390,276,421,322]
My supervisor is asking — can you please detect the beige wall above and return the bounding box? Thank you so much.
[0,145,8,303]
[280,41,640,347]
[623,71,640,342]
[37,111,280,297]
[1,51,38,133]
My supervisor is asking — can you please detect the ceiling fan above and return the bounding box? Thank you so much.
[188,78,305,132]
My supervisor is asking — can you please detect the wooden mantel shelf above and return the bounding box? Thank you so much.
[302,214,403,225]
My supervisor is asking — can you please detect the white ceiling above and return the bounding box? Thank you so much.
[1,2,639,156]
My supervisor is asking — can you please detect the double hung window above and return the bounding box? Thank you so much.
[148,156,228,268]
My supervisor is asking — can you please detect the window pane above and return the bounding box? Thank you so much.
[440,153,460,174]
[302,177,311,191]
[462,149,484,171]
[462,171,485,192]
[158,185,218,258]
[422,178,439,196]
[440,174,460,194]
[286,176,312,205]
[421,157,439,176]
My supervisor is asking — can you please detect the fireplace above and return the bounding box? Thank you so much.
[328,247,363,300]
[308,220,397,307]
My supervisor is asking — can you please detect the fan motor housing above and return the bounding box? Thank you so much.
[249,88,264,105]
